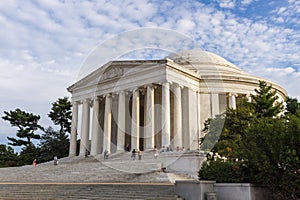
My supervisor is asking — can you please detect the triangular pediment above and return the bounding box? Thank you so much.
[68,60,166,93]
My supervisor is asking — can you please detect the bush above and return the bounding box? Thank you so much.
[199,159,249,183]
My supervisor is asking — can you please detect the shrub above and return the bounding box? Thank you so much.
[199,159,249,183]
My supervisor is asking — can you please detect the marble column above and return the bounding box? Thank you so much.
[173,84,182,149]
[69,101,78,157]
[229,93,237,109]
[79,99,90,156]
[197,91,201,143]
[162,82,171,148]
[131,89,140,150]
[117,92,126,152]
[90,97,101,156]
[189,89,198,150]
[182,87,189,149]
[211,93,219,118]
[145,85,155,150]
[103,94,112,153]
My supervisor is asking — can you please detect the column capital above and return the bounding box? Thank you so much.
[116,90,125,95]
[82,98,92,106]
[130,87,140,92]
[161,81,172,85]
[172,83,181,88]
[228,93,238,97]
[91,96,100,101]
[158,81,170,85]
[71,101,79,106]
[105,93,111,98]
[144,84,154,89]
[162,81,171,87]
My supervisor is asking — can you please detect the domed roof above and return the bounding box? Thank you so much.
[167,49,245,75]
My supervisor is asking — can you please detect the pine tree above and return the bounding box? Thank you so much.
[285,97,300,115]
[38,97,72,161]
[251,80,283,118]
[48,97,72,135]
[2,109,42,147]
[39,127,69,162]
[0,144,19,167]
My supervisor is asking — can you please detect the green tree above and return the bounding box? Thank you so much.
[201,99,255,158]
[251,80,283,118]
[38,97,71,161]
[285,97,300,115]
[39,127,69,162]
[48,97,72,135]
[241,116,300,199]
[199,83,299,199]
[19,144,41,165]
[0,144,19,167]
[201,81,284,158]
[199,159,249,183]
[2,109,42,147]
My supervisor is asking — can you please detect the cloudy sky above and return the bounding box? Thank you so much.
[0,0,299,145]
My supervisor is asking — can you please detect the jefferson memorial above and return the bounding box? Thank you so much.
[67,49,287,157]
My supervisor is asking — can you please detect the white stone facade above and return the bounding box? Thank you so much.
[67,50,287,157]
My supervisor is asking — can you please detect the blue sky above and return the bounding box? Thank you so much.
[0,0,299,146]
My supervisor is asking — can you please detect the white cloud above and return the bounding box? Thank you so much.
[0,0,299,145]
[241,0,253,6]
[177,19,196,33]
[270,0,300,26]
[250,66,300,99]
[216,0,236,9]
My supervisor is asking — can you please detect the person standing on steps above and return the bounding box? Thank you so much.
[32,159,37,167]
[154,146,158,159]
[138,150,142,160]
[85,149,89,158]
[54,156,58,165]
[104,150,109,160]
[126,143,130,152]
[131,149,136,160]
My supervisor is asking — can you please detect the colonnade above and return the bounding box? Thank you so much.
[68,83,239,157]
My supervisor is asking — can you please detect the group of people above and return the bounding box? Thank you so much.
[160,145,186,152]
[130,145,185,160]
[32,144,187,166]
[131,149,143,160]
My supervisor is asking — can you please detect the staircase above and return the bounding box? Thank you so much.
[0,151,194,199]
[0,183,181,200]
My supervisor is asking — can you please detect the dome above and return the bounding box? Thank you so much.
[167,49,245,75]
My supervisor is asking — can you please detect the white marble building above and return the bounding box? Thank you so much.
[67,49,287,157]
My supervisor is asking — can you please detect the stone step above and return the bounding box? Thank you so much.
[0,150,194,199]
[0,184,180,200]
[0,154,193,183]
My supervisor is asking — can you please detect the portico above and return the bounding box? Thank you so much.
[68,50,287,157]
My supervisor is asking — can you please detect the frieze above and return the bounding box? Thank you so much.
[100,67,124,81]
